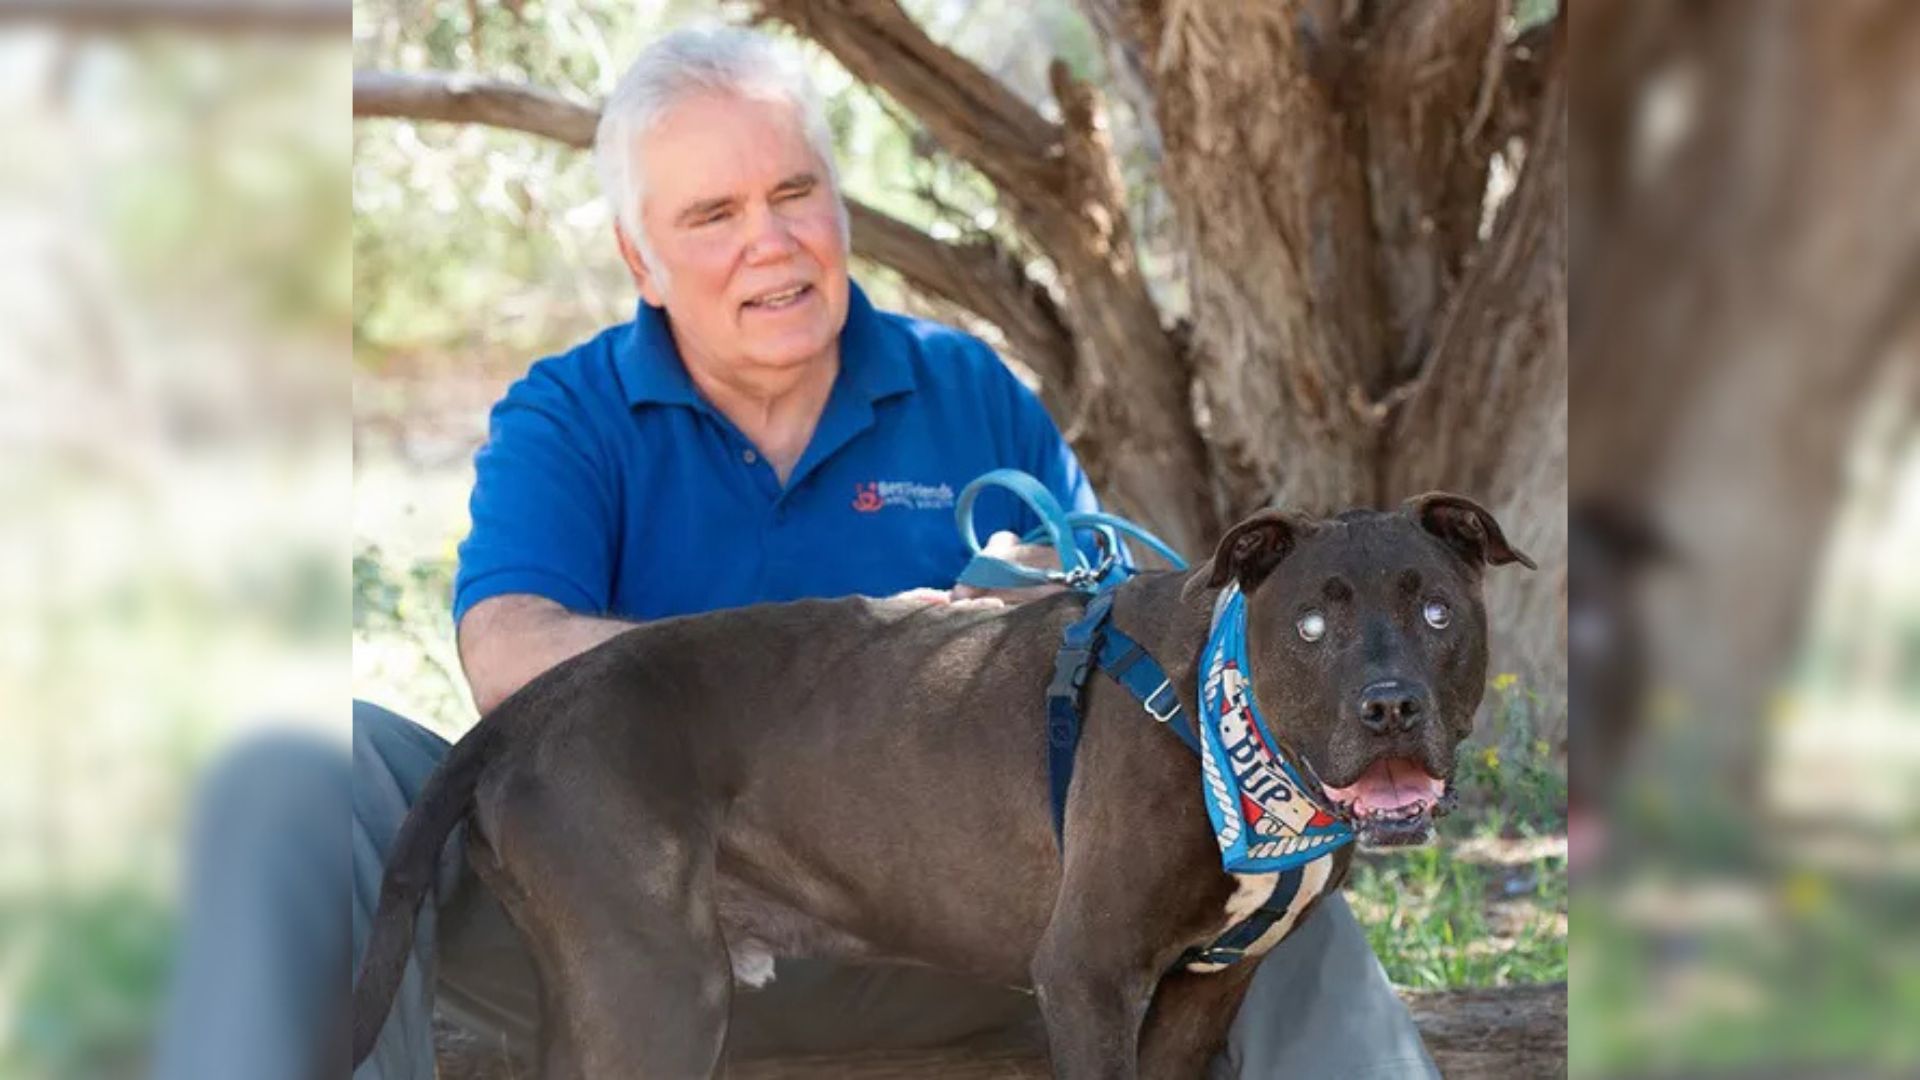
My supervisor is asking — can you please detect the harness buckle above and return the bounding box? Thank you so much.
[1143,679,1181,723]
[1047,644,1094,700]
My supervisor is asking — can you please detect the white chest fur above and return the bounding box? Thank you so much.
[1182,855,1337,974]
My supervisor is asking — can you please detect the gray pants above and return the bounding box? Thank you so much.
[156,701,1438,1078]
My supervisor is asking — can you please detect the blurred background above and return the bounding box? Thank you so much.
[0,3,348,1077]
[1569,0,1919,1075]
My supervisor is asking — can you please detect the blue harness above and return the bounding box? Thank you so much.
[956,472,1353,970]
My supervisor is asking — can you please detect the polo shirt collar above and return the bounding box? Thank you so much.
[615,279,913,411]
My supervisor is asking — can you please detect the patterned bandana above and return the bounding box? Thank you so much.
[1198,583,1355,873]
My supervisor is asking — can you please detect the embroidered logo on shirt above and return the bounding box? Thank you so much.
[851,480,957,512]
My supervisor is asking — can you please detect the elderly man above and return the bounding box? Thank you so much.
[158,26,1436,1080]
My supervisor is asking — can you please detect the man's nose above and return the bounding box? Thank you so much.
[1356,679,1426,735]
[743,206,800,261]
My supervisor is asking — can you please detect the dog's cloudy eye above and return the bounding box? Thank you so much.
[1423,600,1451,630]
[1297,611,1326,642]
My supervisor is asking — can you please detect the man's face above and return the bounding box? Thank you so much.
[621,92,851,378]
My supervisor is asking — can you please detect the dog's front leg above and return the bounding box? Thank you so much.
[1136,963,1262,1078]
[1030,936,1158,1080]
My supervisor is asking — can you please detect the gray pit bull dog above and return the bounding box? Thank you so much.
[352,493,1532,1078]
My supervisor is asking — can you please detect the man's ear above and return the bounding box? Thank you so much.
[1405,492,1537,571]
[614,222,666,308]
[1191,510,1314,596]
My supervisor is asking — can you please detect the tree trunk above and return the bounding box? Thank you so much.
[1570,0,1920,793]
[1144,3,1568,727]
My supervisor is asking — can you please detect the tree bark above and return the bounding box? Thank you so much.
[1570,0,1920,788]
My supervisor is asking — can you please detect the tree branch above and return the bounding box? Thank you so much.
[846,202,1074,397]
[0,0,346,34]
[351,68,1075,396]
[1383,9,1566,504]
[748,0,1064,224]
[353,71,599,148]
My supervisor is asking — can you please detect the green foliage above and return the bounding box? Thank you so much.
[1457,676,1569,835]
[1,888,175,1080]
[103,40,351,335]
[354,545,473,736]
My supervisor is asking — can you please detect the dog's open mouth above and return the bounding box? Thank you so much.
[1321,757,1450,849]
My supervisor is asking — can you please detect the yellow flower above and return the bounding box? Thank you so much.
[1783,870,1829,918]
[1490,673,1518,692]
[1768,691,1802,728]
[1480,747,1501,771]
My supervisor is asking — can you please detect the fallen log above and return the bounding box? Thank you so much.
[434,981,1566,1078]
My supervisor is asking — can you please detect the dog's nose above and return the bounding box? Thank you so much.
[1357,680,1424,734]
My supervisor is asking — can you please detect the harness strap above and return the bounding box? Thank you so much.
[1096,626,1200,755]
[1046,593,1198,846]
[1180,867,1305,969]
[1045,590,1114,844]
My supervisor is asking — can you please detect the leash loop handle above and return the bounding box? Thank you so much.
[954,469,1189,593]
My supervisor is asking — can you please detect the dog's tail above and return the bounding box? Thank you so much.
[350,719,504,1068]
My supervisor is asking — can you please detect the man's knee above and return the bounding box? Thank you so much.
[353,701,453,834]
[193,731,349,859]
[354,701,450,783]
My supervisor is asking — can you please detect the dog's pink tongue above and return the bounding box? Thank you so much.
[1322,758,1445,814]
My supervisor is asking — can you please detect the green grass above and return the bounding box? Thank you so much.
[1349,842,1568,990]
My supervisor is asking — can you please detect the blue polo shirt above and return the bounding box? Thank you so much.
[453,282,1101,624]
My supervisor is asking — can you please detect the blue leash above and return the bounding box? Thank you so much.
[953,468,1188,592]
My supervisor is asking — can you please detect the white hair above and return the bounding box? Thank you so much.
[594,26,848,283]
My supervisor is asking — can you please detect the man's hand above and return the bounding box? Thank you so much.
[952,530,1071,605]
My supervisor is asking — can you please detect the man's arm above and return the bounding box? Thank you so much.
[457,593,637,715]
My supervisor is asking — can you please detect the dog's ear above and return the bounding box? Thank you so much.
[1406,493,1537,571]
[1192,510,1314,595]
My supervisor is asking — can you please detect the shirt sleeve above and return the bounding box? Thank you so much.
[453,362,620,624]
